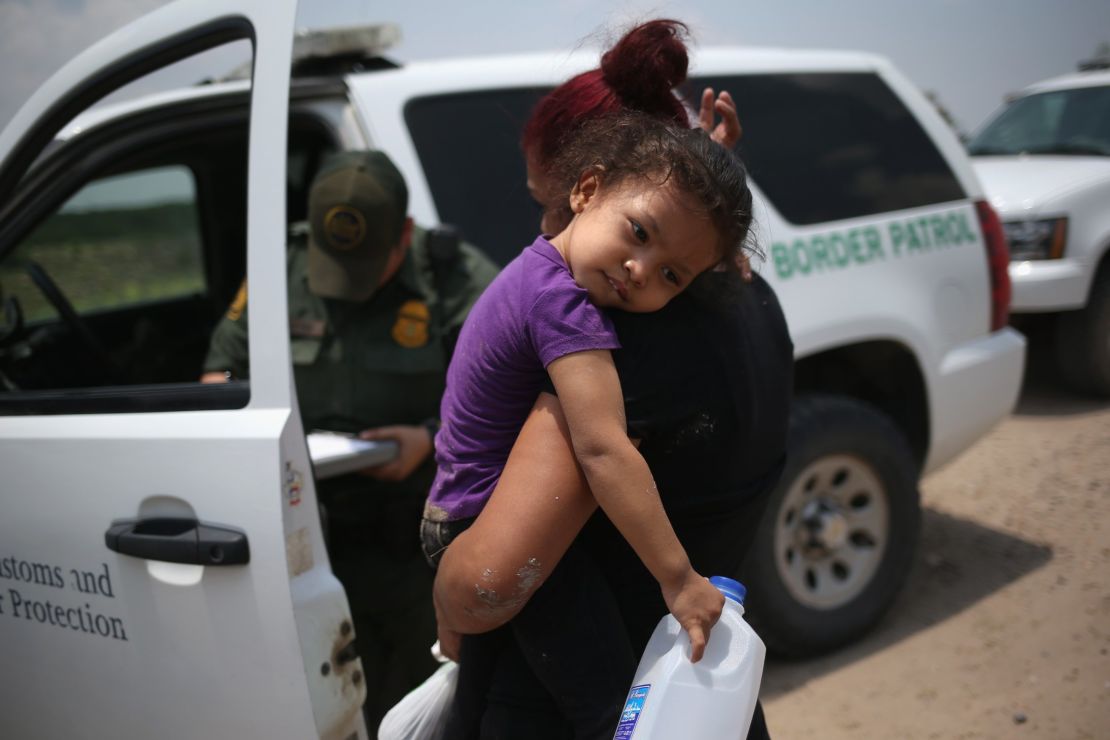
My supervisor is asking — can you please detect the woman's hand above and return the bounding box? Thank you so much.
[736,252,753,282]
[357,424,432,481]
[433,587,463,662]
[699,87,741,150]
[699,87,752,282]
[661,569,725,663]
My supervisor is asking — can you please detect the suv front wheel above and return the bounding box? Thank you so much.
[742,394,921,657]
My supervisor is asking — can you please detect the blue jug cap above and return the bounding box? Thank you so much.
[709,576,746,605]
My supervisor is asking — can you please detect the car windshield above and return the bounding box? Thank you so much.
[968,84,1110,156]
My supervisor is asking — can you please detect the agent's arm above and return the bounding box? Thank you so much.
[199,281,250,381]
[356,424,434,481]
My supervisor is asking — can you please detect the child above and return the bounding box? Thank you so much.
[420,110,753,734]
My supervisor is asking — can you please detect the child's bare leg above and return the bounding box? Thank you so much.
[434,392,597,636]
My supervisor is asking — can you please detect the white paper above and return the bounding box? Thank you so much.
[306,431,399,479]
[307,432,379,462]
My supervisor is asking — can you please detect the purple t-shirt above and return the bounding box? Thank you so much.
[425,236,620,521]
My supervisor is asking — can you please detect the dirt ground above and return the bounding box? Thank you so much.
[761,356,1110,739]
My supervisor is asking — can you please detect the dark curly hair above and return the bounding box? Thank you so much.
[546,111,755,270]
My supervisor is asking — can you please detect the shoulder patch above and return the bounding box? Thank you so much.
[392,299,430,348]
[226,280,248,321]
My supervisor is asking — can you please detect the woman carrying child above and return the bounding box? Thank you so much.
[421,20,791,739]
[423,108,751,624]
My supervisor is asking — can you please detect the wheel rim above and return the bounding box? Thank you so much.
[773,454,889,610]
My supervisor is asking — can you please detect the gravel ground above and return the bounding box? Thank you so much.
[761,362,1110,739]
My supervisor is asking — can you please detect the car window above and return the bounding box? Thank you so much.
[405,88,549,266]
[968,85,1110,157]
[688,73,966,225]
[0,38,255,413]
[4,166,203,324]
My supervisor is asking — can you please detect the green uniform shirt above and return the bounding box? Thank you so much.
[203,225,498,511]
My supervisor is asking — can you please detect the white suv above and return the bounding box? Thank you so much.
[969,67,1110,394]
[0,1,1025,737]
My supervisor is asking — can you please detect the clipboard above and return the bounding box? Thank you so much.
[307,430,400,480]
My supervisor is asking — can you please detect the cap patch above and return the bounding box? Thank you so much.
[323,205,367,251]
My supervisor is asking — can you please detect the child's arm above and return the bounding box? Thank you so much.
[547,349,724,661]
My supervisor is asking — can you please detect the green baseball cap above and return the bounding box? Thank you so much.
[307,150,409,301]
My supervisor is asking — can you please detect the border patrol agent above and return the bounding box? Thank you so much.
[201,150,498,728]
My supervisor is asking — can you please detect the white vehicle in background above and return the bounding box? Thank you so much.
[279,34,1028,661]
[0,0,1025,737]
[969,65,1110,395]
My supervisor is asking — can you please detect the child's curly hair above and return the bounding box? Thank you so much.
[546,110,756,270]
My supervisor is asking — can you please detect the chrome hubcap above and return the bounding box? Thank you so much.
[774,454,889,610]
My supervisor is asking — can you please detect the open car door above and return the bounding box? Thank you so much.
[0,1,365,738]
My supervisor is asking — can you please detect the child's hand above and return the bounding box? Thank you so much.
[662,570,725,662]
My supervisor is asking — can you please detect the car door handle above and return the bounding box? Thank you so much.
[105,517,250,565]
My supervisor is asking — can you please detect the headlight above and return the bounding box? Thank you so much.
[1002,217,1068,260]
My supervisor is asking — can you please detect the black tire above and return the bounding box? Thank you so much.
[740,394,921,657]
[1055,269,1110,397]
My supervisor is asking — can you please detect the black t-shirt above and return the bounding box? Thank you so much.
[610,271,793,512]
[585,271,794,654]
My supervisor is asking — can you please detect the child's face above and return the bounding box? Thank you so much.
[550,172,720,313]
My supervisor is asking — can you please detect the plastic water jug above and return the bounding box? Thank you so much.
[613,576,765,739]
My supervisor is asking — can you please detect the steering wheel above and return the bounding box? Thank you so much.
[23,260,124,383]
[0,290,23,347]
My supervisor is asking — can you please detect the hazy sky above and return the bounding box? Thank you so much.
[0,0,1107,137]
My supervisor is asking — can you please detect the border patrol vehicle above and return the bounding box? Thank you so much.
[0,1,1025,737]
[969,63,1110,395]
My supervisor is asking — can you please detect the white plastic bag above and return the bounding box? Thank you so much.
[377,660,458,740]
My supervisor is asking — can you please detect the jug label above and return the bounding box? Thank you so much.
[614,684,650,739]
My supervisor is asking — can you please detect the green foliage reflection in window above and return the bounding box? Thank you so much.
[3,166,203,323]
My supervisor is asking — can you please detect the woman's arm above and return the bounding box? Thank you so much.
[435,352,724,661]
[433,393,596,639]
